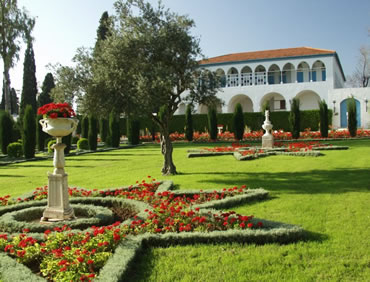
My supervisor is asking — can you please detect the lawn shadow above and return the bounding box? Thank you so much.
[183,168,370,194]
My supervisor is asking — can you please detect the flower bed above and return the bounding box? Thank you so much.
[0,178,304,281]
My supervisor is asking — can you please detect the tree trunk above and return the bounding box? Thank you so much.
[160,127,177,175]
[3,70,11,112]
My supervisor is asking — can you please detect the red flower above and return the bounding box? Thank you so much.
[77,256,84,263]
[247,223,253,228]
[87,259,94,265]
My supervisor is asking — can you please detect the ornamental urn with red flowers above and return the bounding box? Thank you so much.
[38,103,78,137]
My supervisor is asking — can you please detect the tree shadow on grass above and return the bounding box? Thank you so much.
[0,174,25,178]
[181,168,370,194]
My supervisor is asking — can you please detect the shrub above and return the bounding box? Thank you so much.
[109,110,120,148]
[88,114,98,150]
[289,98,300,139]
[7,142,23,158]
[81,116,89,138]
[207,107,218,140]
[100,118,108,143]
[185,104,193,141]
[127,117,140,145]
[47,139,56,153]
[72,136,79,144]
[22,105,36,159]
[233,103,245,140]
[0,110,13,154]
[347,97,357,137]
[319,100,329,138]
[36,115,46,151]
[77,138,89,150]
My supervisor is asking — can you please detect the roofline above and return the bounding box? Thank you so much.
[199,52,346,82]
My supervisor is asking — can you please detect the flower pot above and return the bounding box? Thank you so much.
[40,118,78,137]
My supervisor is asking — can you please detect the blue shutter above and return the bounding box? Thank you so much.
[297,72,303,83]
[312,71,317,82]
[322,70,326,81]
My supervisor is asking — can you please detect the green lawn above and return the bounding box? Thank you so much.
[0,139,369,281]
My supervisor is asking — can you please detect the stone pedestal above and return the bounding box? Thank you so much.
[262,110,274,149]
[41,138,75,222]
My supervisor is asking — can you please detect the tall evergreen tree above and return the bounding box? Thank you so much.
[319,99,329,138]
[207,107,218,140]
[81,116,89,138]
[38,73,55,107]
[0,110,13,154]
[88,114,98,150]
[10,88,19,114]
[22,105,36,158]
[0,85,5,110]
[36,115,45,151]
[185,104,193,141]
[109,110,120,148]
[347,97,357,137]
[127,116,140,145]
[289,98,300,139]
[20,41,37,118]
[233,103,245,141]
[94,11,111,55]
[99,118,108,143]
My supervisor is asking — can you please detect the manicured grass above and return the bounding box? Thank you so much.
[0,139,370,281]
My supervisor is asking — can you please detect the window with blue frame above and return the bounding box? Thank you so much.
[221,76,226,87]
[322,70,326,81]
[282,72,287,83]
[312,71,317,82]
[297,72,303,83]
[268,75,274,84]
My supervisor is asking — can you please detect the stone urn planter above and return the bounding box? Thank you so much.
[39,117,78,222]
[262,110,274,148]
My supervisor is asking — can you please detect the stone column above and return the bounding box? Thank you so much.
[262,110,274,149]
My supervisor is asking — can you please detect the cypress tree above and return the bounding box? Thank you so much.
[0,110,13,154]
[23,105,36,158]
[88,114,98,150]
[347,97,357,137]
[127,116,140,145]
[81,116,89,138]
[62,134,72,154]
[99,118,108,143]
[289,98,300,139]
[38,73,55,107]
[185,104,193,141]
[109,110,120,148]
[233,103,245,141]
[10,88,19,115]
[20,42,37,119]
[207,106,218,140]
[36,115,46,151]
[0,86,5,110]
[319,99,329,138]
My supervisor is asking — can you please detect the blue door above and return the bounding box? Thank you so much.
[340,99,361,127]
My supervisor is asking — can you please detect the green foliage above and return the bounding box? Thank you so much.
[185,104,193,141]
[36,115,46,151]
[6,142,23,158]
[88,114,98,150]
[22,105,36,159]
[109,110,120,148]
[81,116,89,138]
[62,134,72,154]
[0,110,13,154]
[207,107,218,140]
[319,100,329,138]
[72,136,79,144]
[347,97,357,137]
[77,138,89,150]
[261,100,270,113]
[289,98,300,139]
[127,117,140,145]
[47,139,56,154]
[100,118,108,143]
[232,103,245,140]
[37,73,54,107]
[20,42,37,119]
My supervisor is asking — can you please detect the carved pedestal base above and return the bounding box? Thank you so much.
[41,172,75,222]
[262,134,274,149]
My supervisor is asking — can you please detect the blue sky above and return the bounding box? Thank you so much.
[1,0,369,94]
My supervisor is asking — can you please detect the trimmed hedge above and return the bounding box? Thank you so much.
[6,142,23,158]
[77,138,89,150]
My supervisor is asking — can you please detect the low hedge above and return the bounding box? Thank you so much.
[6,142,23,158]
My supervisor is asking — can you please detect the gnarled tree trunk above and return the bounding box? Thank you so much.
[160,126,177,175]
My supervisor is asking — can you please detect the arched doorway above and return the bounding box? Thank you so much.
[340,99,361,127]
[295,90,321,110]
[227,94,254,113]
[260,92,286,112]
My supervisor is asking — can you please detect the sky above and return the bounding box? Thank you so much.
[1,0,369,97]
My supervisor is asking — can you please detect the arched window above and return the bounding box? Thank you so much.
[241,66,253,86]
[254,65,266,85]
[282,63,295,83]
[312,61,326,82]
[227,67,239,87]
[297,62,310,83]
[267,64,281,85]
[216,68,226,87]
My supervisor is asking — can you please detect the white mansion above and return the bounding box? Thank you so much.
[178,47,370,129]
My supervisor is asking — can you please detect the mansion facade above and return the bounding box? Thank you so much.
[178,47,370,129]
